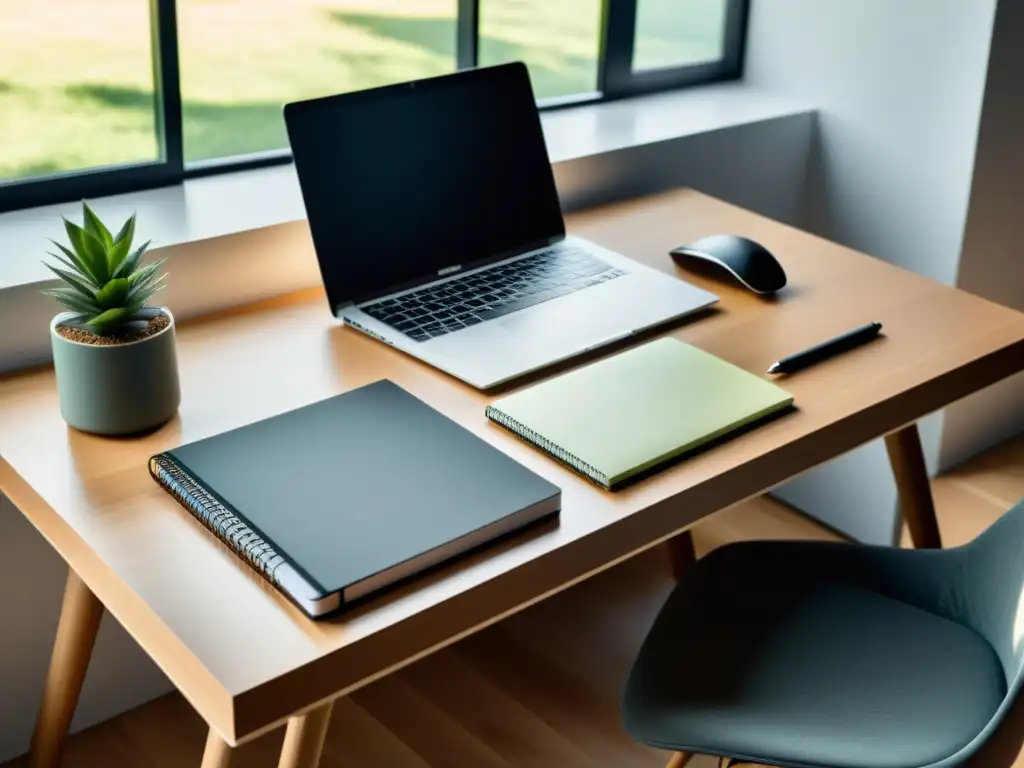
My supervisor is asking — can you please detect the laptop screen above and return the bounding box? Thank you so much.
[285,63,565,310]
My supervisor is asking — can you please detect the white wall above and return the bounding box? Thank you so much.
[940,0,1024,470]
[743,0,999,543]
[0,112,812,762]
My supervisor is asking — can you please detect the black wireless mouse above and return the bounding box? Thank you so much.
[670,234,787,295]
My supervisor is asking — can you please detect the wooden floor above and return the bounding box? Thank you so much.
[5,436,1023,768]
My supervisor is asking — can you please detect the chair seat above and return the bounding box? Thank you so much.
[623,542,1007,768]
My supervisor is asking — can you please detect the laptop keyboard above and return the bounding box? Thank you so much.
[361,243,625,342]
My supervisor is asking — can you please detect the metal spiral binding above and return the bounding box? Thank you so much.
[485,405,609,489]
[149,455,287,583]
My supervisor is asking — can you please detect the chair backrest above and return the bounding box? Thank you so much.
[951,498,1024,682]
[830,497,1024,766]
[923,498,1024,767]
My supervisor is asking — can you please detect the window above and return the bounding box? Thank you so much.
[478,0,602,101]
[0,0,749,213]
[0,0,160,182]
[633,0,729,71]
[177,0,458,163]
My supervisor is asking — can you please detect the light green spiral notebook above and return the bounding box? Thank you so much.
[486,338,794,490]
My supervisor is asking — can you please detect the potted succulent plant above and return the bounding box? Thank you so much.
[43,202,180,435]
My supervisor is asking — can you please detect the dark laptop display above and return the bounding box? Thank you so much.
[285,63,565,312]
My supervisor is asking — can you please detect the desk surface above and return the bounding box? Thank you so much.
[2,189,1023,745]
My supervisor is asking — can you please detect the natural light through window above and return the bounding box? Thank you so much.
[478,0,602,101]
[0,0,747,212]
[0,0,159,182]
[178,0,458,162]
[633,0,728,71]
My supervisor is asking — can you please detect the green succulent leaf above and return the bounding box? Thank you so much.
[41,288,102,315]
[108,213,137,270]
[50,240,100,287]
[82,201,113,250]
[126,265,167,304]
[124,301,149,322]
[63,218,109,284]
[43,208,164,336]
[112,240,150,280]
[58,313,91,329]
[47,250,83,276]
[43,263,97,301]
[95,277,132,309]
[128,257,163,287]
[87,307,133,335]
[112,212,135,248]
[127,273,166,304]
[132,306,164,321]
[118,319,152,334]
[130,272,164,297]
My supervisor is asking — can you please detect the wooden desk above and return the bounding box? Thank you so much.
[2,190,1023,768]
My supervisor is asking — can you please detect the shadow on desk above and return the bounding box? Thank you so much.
[324,304,726,398]
[486,305,724,396]
[320,303,724,398]
[332,511,562,622]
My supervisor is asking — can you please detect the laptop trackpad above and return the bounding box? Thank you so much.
[495,282,638,343]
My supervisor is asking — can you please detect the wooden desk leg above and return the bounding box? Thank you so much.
[278,701,335,768]
[667,530,697,580]
[29,569,103,768]
[665,751,693,767]
[201,729,233,768]
[885,423,943,549]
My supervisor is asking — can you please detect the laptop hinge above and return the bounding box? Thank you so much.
[335,301,356,320]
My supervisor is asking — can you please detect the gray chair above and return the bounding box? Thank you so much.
[622,498,1024,768]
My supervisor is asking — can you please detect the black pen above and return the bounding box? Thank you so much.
[767,322,883,375]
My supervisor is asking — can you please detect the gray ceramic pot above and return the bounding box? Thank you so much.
[50,308,181,435]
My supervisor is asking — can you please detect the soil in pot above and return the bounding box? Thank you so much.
[55,313,170,346]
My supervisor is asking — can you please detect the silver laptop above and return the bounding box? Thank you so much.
[285,63,718,390]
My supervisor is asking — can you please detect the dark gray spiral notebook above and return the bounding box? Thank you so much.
[149,380,560,618]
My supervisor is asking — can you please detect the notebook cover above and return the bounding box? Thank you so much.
[156,380,560,596]
[486,338,794,489]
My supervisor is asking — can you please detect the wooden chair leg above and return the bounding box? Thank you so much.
[667,530,697,580]
[885,423,942,549]
[201,729,233,768]
[29,569,103,768]
[665,751,693,768]
[278,701,335,768]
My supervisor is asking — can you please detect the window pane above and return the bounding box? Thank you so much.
[633,0,727,71]
[178,0,457,163]
[0,0,158,183]
[479,0,601,101]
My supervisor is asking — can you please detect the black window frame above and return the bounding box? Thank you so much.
[0,0,748,214]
